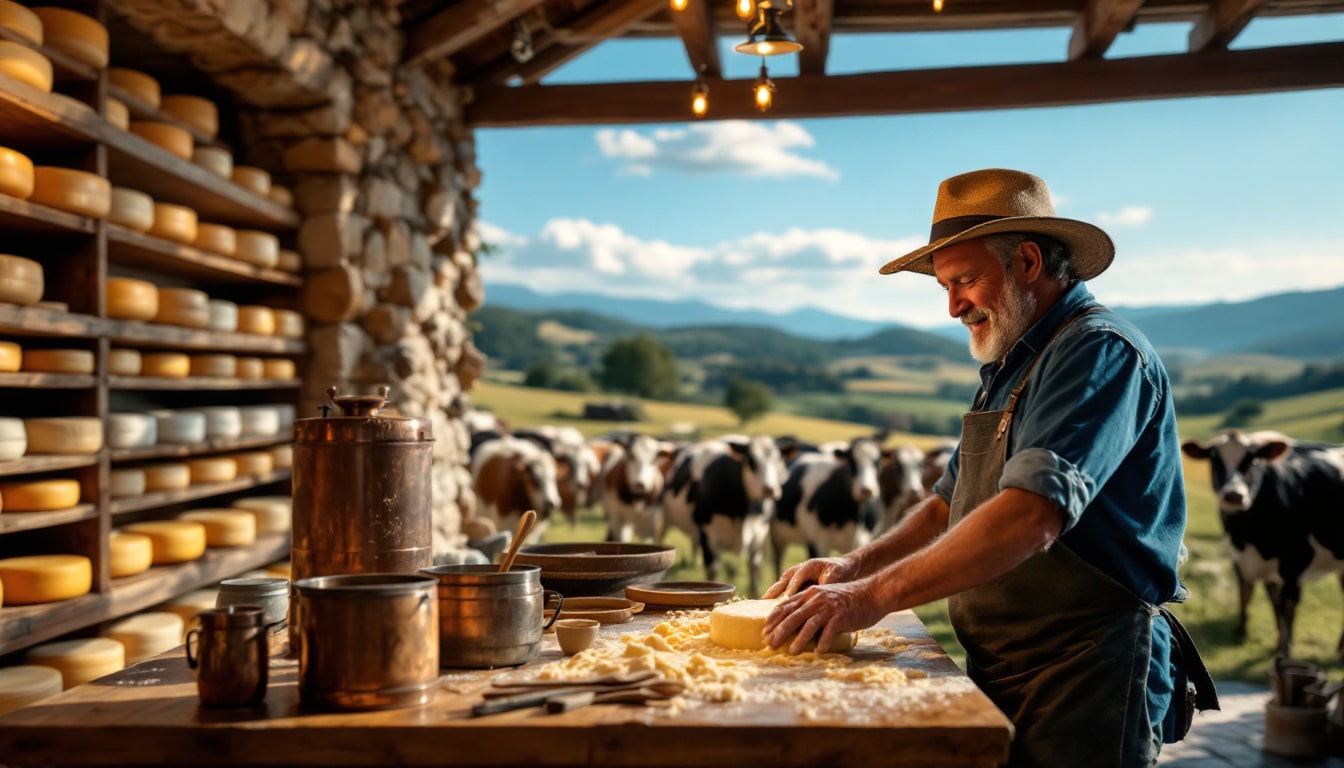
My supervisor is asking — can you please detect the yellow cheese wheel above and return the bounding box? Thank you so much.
[0,1,43,45]
[107,188,154,232]
[30,7,108,69]
[106,277,158,321]
[0,340,20,372]
[192,222,236,256]
[106,412,156,449]
[236,305,275,335]
[140,352,190,378]
[261,358,295,379]
[178,509,256,547]
[270,444,292,470]
[106,68,160,109]
[708,598,855,653]
[0,40,53,92]
[26,637,124,689]
[22,348,94,374]
[105,612,184,664]
[151,287,208,328]
[105,98,129,130]
[0,253,43,305]
[108,530,153,578]
[130,121,192,162]
[268,184,293,208]
[235,357,263,379]
[159,95,217,140]
[188,353,236,378]
[0,144,35,200]
[191,146,232,178]
[0,665,63,717]
[230,166,270,196]
[108,467,145,498]
[233,495,291,533]
[142,462,190,491]
[233,231,279,269]
[0,555,92,605]
[106,348,141,376]
[230,451,273,477]
[146,202,197,245]
[29,166,111,218]
[0,478,82,511]
[23,417,102,454]
[186,456,236,483]
[272,309,303,339]
[276,248,301,273]
[123,520,207,564]
[206,299,237,332]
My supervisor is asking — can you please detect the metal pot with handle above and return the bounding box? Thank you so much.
[421,563,562,668]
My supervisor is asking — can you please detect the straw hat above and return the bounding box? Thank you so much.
[878,168,1115,280]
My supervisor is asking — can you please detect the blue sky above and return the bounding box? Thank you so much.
[474,14,1344,329]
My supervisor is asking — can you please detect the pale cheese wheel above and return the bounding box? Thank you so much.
[105,98,129,130]
[239,405,279,437]
[23,417,101,454]
[107,188,154,232]
[106,277,158,321]
[106,412,156,449]
[130,121,192,162]
[262,358,295,380]
[231,166,270,196]
[0,555,91,605]
[106,348,141,376]
[108,530,153,578]
[235,357,263,380]
[159,588,216,638]
[0,144,35,200]
[196,406,241,439]
[708,598,855,653]
[206,298,238,332]
[192,223,236,256]
[152,410,205,444]
[0,40,53,92]
[107,68,160,108]
[268,184,293,208]
[0,340,20,371]
[236,305,275,336]
[276,248,301,273]
[0,665,63,717]
[30,7,108,70]
[26,637,124,689]
[140,352,190,378]
[122,520,207,564]
[146,202,197,245]
[233,231,279,269]
[191,146,232,179]
[142,462,189,491]
[108,468,145,498]
[0,415,25,460]
[233,495,291,533]
[270,444,291,471]
[21,348,94,374]
[0,1,43,45]
[186,456,236,484]
[29,166,110,218]
[231,451,273,477]
[159,95,217,140]
[272,309,303,339]
[0,253,43,305]
[178,508,255,547]
[105,612,184,664]
[152,287,208,328]
[0,478,81,511]
[274,404,296,434]
[188,353,236,378]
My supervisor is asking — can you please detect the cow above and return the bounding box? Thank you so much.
[471,435,562,545]
[662,434,786,597]
[770,436,883,579]
[1181,430,1344,657]
[514,426,602,526]
[598,432,675,543]
[877,445,927,535]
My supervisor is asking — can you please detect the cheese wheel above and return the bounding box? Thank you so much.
[108,467,146,497]
[105,612,184,664]
[23,417,101,454]
[130,121,192,162]
[29,166,110,218]
[231,166,270,196]
[106,277,158,321]
[231,451,273,477]
[178,508,256,547]
[186,456,236,483]
[270,444,292,470]
[0,40,53,92]
[0,415,25,460]
[107,67,159,107]
[106,348,141,376]
[233,231,279,269]
[30,7,108,70]
[0,666,63,717]
[0,1,43,45]
[140,352,189,378]
[0,555,92,605]
[191,146,232,178]
[206,298,238,332]
[152,287,208,328]
[122,520,207,564]
[142,462,190,491]
[196,406,241,439]
[105,98,129,130]
[274,404,296,434]
[708,599,855,653]
[188,353,236,378]
[152,410,205,444]
[108,530,153,578]
[238,405,279,437]
[235,357,262,379]
[272,309,303,339]
[236,305,275,336]
[107,188,154,232]
[0,478,81,510]
[27,637,124,689]
[0,253,43,305]
[159,588,216,638]
[0,144,35,200]
[0,340,20,372]
[262,358,295,380]
[276,248,301,273]
[22,348,94,374]
[192,223,236,256]
[159,95,217,140]
[233,495,291,534]
[146,202,197,245]
[268,184,293,208]
[106,412,156,449]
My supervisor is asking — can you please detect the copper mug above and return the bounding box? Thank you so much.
[186,605,278,708]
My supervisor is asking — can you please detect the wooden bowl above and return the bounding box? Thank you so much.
[513,543,676,598]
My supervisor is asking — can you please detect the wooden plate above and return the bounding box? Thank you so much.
[624,581,736,609]
[545,597,646,626]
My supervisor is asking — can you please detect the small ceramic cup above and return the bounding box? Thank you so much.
[554,618,600,655]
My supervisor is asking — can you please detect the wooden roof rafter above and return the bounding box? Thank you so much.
[793,0,833,75]
[672,0,724,77]
[1189,0,1274,50]
[406,0,552,67]
[1067,0,1146,59]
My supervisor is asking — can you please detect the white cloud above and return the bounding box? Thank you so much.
[593,121,839,180]
[1096,206,1153,227]
[476,221,528,249]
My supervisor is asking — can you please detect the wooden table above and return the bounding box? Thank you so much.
[0,610,1012,768]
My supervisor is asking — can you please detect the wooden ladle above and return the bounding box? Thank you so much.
[497,509,537,573]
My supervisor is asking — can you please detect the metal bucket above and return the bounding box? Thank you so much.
[293,573,439,711]
[421,564,562,669]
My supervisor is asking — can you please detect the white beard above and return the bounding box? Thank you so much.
[965,281,1037,364]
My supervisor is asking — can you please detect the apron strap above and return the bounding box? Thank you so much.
[1159,606,1221,712]
[995,305,1107,439]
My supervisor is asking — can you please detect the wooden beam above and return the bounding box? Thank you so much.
[406,0,550,66]
[671,0,722,78]
[1067,0,1145,59]
[1188,0,1271,51]
[477,0,667,85]
[467,41,1344,126]
[793,0,833,76]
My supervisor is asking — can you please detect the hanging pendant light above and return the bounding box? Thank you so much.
[736,0,756,21]
[690,71,710,118]
[734,5,803,56]
[753,61,775,112]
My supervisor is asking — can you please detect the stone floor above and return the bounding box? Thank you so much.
[1159,681,1344,767]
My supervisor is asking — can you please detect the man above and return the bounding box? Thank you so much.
[763,169,1218,767]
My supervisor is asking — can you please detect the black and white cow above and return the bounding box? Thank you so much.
[598,432,675,543]
[1181,430,1344,657]
[877,445,927,535]
[770,436,883,579]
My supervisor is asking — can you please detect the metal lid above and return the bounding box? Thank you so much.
[294,385,433,445]
[294,573,438,598]
[218,577,289,597]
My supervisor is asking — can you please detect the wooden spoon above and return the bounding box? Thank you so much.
[498,509,537,573]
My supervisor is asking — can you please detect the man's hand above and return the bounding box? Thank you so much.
[762,556,857,600]
[763,579,885,654]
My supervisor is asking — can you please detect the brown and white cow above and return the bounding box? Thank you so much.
[877,445,926,535]
[471,435,562,544]
[598,433,675,543]
[514,425,602,526]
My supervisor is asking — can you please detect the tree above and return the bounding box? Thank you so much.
[1220,399,1264,429]
[725,377,772,426]
[598,334,679,399]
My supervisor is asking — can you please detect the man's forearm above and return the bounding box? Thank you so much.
[851,494,950,578]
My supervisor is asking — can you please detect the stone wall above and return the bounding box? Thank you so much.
[109,0,485,557]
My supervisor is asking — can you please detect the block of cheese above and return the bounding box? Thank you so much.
[152,409,205,444]
[108,530,153,578]
[0,478,81,511]
[272,309,303,339]
[231,451,273,477]
[196,406,241,440]
[26,638,124,689]
[105,97,129,130]
[186,455,236,484]
[236,305,275,335]
[146,202,197,245]
[0,554,91,604]
[152,287,208,328]
[191,146,232,178]
[231,166,270,196]
[106,348,141,376]
[159,95,217,140]
[0,1,43,45]
[233,495,291,533]
[268,184,293,208]
[0,40,53,92]
[130,121,192,161]
[276,248,301,273]
[122,520,207,564]
[108,467,145,498]
[193,222,236,256]
[188,353,236,378]
[0,415,25,460]
[107,188,154,232]
[708,599,855,653]
[178,508,256,547]
[23,416,101,454]
[0,253,43,305]
[206,298,238,332]
[106,412,157,449]
[22,348,94,374]
[140,352,189,378]
[235,356,263,379]
[29,166,110,218]
[0,340,19,372]
[30,7,108,69]
[0,144,35,200]
[270,444,292,471]
[233,231,279,269]
[107,67,160,107]
[239,405,279,437]
[105,612,184,664]
[106,277,158,321]
[0,665,63,717]
[142,462,190,491]
[262,358,295,380]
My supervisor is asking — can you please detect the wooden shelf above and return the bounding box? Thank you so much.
[110,469,290,515]
[105,321,305,354]
[106,83,225,150]
[0,533,291,655]
[106,224,302,286]
[0,371,97,388]
[108,375,300,390]
[0,304,104,339]
[0,72,104,149]
[0,194,98,235]
[0,503,97,534]
[0,454,98,477]
[110,435,288,463]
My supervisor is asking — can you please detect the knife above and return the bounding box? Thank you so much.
[470,687,588,717]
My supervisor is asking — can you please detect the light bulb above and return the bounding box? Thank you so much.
[670,0,688,11]
[692,92,708,117]
[736,0,755,20]
[754,83,773,111]
[933,0,943,11]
